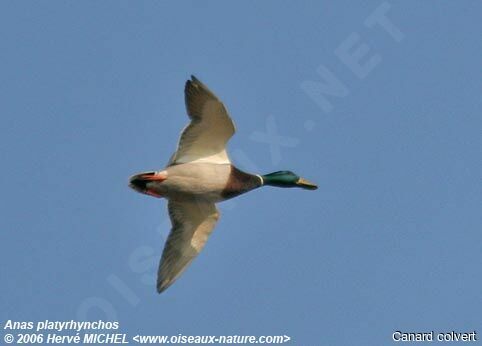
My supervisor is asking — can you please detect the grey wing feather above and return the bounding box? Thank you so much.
[168,76,235,166]
[157,200,219,293]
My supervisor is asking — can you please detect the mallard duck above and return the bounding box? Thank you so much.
[129,76,317,293]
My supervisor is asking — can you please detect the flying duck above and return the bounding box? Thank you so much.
[129,76,317,293]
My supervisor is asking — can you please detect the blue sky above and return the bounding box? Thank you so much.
[1,1,481,344]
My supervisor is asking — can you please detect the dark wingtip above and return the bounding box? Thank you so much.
[157,282,168,294]
[185,79,194,95]
[186,75,200,91]
[157,275,171,294]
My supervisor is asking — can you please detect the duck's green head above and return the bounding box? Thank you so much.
[261,171,318,190]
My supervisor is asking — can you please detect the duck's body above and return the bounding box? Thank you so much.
[131,163,262,203]
[129,76,317,293]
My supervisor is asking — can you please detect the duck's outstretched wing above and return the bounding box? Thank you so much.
[157,200,219,293]
[168,76,236,166]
